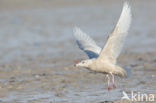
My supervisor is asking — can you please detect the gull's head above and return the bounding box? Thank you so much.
[75,59,93,68]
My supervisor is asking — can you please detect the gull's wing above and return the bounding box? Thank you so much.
[74,27,101,59]
[98,2,131,63]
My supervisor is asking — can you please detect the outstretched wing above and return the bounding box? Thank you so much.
[74,27,101,59]
[98,2,132,63]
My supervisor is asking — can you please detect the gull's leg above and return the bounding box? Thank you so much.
[110,72,116,88]
[106,74,111,91]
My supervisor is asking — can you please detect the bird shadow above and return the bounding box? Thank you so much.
[124,66,132,78]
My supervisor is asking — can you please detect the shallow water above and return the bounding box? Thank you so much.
[0,0,155,103]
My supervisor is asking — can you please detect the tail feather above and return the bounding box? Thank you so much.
[114,66,127,77]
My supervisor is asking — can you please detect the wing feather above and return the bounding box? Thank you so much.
[74,27,101,58]
[98,2,132,63]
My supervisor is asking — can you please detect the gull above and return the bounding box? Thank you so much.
[73,2,131,90]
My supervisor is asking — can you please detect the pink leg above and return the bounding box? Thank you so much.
[110,73,116,88]
[106,74,111,91]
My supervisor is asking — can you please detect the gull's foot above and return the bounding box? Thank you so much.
[107,86,111,91]
[113,84,116,88]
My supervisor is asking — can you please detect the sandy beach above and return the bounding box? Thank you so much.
[0,0,155,103]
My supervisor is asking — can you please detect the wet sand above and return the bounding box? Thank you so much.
[0,0,156,103]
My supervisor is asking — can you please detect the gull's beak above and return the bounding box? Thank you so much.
[73,59,81,63]
[73,59,81,67]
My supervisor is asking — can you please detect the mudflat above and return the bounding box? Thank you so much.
[0,0,155,102]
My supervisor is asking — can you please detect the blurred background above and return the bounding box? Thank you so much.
[0,0,155,103]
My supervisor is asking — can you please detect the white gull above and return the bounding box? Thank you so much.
[73,2,131,90]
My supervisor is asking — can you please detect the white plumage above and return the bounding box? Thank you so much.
[99,2,131,64]
[74,27,101,58]
[73,2,132,90]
